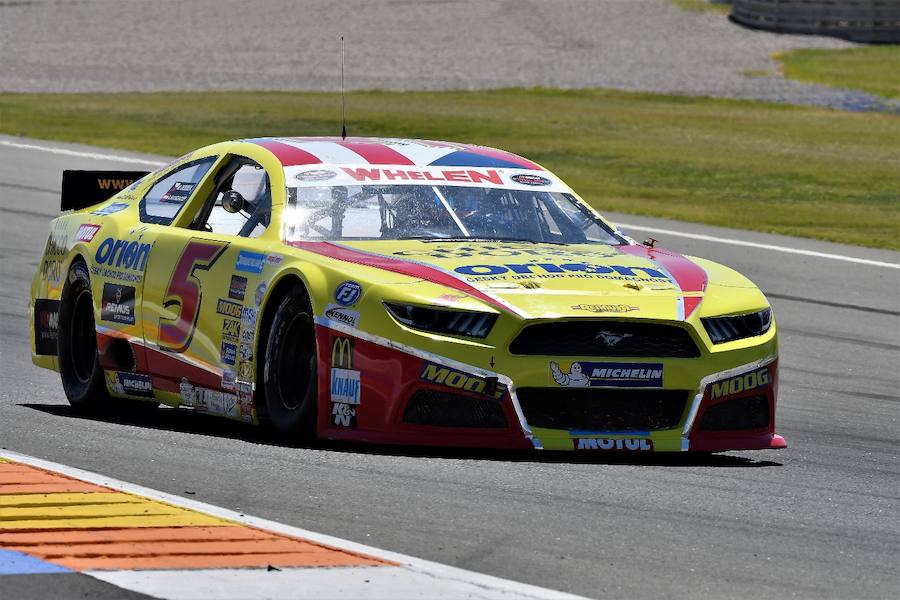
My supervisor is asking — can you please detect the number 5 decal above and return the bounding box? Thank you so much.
[159,240,228,353]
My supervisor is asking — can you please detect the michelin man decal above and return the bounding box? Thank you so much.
[550,361,590,387]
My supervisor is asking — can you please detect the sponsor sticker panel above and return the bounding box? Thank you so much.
[92,237,152,283]
[33,299,60,355]
[335,281,361,307]
[324,303,360,328]
[330,336,360,428]
[229,275,248,301]
[109,372,154,398]
[160,181,195,204]
[709,367,771,400]
[574,437,653,451]
[221,342,237,366]
[91,202,129,216]
[216,299,242,319]
[100,283,136,325]
[222,319,241,342]
[74,223,101,243]
[235,251,265,274]
[550,361,664,388]
[420,362,504,400]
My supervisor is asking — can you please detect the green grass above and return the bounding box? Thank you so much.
[670,0,731,13]
[777,47,900,100]
[0,89,898,249]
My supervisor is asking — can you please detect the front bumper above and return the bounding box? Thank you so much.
[314,318,785,452]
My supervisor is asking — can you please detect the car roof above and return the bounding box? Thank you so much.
[239,137,545,171]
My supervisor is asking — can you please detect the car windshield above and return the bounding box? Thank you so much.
[283,185,624,245]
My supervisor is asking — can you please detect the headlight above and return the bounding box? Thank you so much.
[384,303,497,339]
[702,308,772,344]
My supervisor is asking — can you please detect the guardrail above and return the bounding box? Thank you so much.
[730,0,900,42]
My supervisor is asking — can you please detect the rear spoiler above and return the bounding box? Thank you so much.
[61,170,150,211]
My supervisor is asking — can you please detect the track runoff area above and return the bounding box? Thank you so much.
[0,451,584,600]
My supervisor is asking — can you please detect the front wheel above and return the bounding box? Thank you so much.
[262,287,318,438]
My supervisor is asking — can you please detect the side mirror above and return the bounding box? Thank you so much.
[222,190,246,214]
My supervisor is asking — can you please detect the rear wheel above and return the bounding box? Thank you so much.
[262,287,317,438]
[58,261,110,411]
[57,261,158,415]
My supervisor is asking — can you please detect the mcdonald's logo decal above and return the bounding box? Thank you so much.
[332,336,353,369]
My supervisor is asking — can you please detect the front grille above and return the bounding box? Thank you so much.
[699,395,769,431]
[517,388,689,431]
[510,321,700,358]
[403,390,508,428]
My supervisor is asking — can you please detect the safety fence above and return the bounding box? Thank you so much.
[730,0,900,42]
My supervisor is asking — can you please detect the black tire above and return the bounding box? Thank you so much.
[57,261,158,416]
[262,287,318,438]
[57,261,111,412]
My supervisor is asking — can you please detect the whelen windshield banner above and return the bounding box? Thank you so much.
[284,165,571,193]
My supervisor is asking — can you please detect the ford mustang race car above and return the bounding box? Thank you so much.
[30,137,786,452]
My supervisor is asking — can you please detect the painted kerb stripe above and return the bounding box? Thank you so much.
[0,451,586,600]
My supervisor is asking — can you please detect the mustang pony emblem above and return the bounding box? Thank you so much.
[596,331,633,347]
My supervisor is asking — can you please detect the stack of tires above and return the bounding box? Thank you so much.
[730,0,900,43]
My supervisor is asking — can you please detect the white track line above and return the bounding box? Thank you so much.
[0,139,165,167]
[5,139,896,270]
[617,223,900,270]
[0,450,586,600]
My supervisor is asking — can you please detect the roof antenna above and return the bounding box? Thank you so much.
[340,35,347,140]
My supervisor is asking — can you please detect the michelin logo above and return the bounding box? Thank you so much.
[550,362,663,388]
[550,362,589,387]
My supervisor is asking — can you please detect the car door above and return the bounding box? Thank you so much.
[139,152,277,421]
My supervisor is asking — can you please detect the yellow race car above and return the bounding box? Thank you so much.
[31,137,785,452]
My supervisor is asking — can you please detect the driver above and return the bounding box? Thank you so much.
[387,188,452,237]
[446,187,495,235]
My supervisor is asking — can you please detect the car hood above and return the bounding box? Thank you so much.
[290,240,713,320]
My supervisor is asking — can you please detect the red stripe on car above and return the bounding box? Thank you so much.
[617,245,708,318]
[254,140,322,166]
[288,241,510,313]
[336,142,415,165]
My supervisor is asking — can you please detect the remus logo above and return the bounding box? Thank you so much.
[95,237,151,272]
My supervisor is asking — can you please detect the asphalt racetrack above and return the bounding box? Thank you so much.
[1,136,898,598]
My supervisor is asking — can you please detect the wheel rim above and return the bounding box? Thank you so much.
[276,313,314,411]
[70,288,96,383]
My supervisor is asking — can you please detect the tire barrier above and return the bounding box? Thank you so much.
[730,0,900,43]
